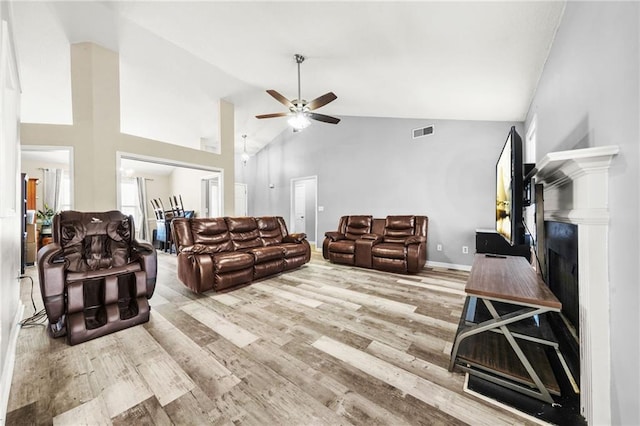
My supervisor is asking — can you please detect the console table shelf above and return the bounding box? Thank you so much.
[449,254,563,403]
[455,329,561,395]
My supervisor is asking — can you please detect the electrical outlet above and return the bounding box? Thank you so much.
[436,244,442,251]
[462,246,469,254]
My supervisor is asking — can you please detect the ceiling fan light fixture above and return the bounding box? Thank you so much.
[288,112,311,131]
[256,54,339,128]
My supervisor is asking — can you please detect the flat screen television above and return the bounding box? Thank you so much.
[495,126,525,246]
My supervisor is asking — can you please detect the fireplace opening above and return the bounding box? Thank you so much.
[545,221,580,385]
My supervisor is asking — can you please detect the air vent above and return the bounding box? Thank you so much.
[412,125,434,139]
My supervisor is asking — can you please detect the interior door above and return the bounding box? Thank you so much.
[294,182,306,234]
[201,175,221,218]
[235,183,247,216]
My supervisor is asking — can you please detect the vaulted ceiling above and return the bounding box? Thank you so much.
[12,1,565,155]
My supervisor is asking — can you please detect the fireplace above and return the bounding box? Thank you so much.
[545,220,580,383]
[534,145,618,425]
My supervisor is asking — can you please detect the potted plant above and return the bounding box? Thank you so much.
[37,203,56,235]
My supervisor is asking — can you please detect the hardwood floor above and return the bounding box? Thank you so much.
[6,252,539,425]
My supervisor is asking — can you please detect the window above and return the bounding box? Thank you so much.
[524,115,538,242]
[58,172,71,211]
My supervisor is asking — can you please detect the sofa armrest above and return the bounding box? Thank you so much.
[324,232,345,241]
[361,233,383,243]
[404,236,427,246]
[176,252,215,293]
[284,233,307,243]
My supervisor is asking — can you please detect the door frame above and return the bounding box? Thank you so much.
[116,151,224,216]
[290,175,317,246]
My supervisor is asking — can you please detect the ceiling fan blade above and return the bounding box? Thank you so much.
[256,112,290,119]
[308,112,340,124]
[266,90,294,109]
[306,92,337,111]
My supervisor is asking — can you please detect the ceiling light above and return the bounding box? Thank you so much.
[241,134,250,165]
[288,112,311,131]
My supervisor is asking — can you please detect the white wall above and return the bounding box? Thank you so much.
[525,2,639,424]
[21,43,236,216]
[0,3,23,422]
[170,167,220,218]
[244,116,521,265]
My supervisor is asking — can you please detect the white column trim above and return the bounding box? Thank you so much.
[534,145,618,425]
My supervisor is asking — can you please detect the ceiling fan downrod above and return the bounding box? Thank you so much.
[294,54,305,109]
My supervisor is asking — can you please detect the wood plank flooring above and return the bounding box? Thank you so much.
[6,252,538,425]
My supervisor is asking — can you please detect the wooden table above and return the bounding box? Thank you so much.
[449,254,563,403]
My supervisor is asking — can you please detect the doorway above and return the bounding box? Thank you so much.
[20,146,74,213]
[117,152,224,242]
[290,176,317,245]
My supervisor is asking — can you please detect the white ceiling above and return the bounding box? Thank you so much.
[12,1,565,156]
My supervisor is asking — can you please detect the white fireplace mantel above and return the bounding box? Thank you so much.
[534,145,619,425]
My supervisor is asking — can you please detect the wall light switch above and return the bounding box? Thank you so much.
[318,206,324,212]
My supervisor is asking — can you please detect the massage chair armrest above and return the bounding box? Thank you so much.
[131,239,158,297]
[37,243,67,334]
[324,231,345,241]
[284,233,307,243]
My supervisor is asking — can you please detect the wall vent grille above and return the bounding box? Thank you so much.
[412,125,434,139]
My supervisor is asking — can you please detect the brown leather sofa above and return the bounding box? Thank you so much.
[323,215,428,274]
[37,210,157,345]
[171,216,311,293]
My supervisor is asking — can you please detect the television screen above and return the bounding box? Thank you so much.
[495,126,525,246]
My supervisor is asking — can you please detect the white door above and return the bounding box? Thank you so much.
[201,175,222,218]
[235,183,247,216]
[294,182,306,234]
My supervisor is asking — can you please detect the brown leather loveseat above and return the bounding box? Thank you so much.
[323,215,428,274]
[172,216,311,293]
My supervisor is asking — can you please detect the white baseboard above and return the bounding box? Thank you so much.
[426,260,472,272]
[0,301,25,426]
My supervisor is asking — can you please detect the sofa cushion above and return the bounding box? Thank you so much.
[328,240,355,254]
[226,217,262,250]
[248,246,284,263]
[345,215,373,240]
[190,218,233,252]
[212,252,254,273]
[256,217,284,246]
[372,242,406,260]
[383,215,416,244]
[281,242,310,258]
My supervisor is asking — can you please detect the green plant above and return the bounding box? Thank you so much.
[37,203,55,226]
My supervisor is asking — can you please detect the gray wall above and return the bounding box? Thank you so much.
[243,116,521,266]
[525,2,639,424]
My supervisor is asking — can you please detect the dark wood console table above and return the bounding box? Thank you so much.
[449,254,563,403]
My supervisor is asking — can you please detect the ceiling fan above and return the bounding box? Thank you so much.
[256,54,340,131]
